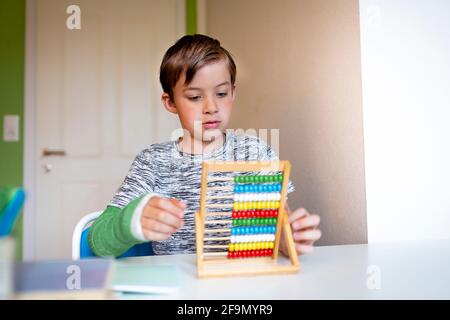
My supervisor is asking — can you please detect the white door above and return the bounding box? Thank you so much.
[32,0,182,260]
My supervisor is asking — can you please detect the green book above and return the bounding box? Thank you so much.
[109,261,180,296]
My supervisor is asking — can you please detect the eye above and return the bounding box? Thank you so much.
[217,92,228,98]
[188,95,201,101]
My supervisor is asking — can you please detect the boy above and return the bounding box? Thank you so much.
[88,34,321,257]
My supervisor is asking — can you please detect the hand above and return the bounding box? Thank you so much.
[280,205,321,256]
[140,196,186,241]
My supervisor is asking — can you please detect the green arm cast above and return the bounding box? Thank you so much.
[88,195,147,257]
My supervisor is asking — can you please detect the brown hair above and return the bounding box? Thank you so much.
[159,34,236,101]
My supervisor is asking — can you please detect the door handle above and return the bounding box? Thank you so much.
[42,149,66,157]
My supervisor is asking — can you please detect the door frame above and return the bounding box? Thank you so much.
[23,0,187,261]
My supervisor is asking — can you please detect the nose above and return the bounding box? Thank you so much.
[203,96,218,114]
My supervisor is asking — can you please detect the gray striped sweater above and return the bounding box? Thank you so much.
[108,131,295,255]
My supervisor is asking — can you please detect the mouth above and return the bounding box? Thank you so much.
[202,120,221,129]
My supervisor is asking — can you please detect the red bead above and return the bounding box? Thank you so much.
[268,249,273,256]
[274,210,278,217]
[263,249,269,256]
[255,250,261,257]
[232,211,236,218]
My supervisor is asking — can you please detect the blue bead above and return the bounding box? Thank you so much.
[242,185,248,192]
[271,226,276,233]
[277,184,282,192]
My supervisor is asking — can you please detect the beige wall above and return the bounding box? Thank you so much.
[206,0,367,245]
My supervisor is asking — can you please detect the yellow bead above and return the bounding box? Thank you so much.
[238,243,243,251]
[275,201,280,209]
[229,244,235,251]
[244,243,249,251]
[269,242,274,249]
[264,242,269,249]
[256,242,261,250]
[251,243,257,250]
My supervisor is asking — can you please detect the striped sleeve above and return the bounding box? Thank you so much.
[109,148,155,208]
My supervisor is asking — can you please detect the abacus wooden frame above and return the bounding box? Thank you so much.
[195,160,300,278]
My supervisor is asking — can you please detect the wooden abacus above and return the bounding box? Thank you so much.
[195,160,299,278]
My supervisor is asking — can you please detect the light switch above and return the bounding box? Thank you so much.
[3,115,20,142]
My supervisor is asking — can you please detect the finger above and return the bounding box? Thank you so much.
[288,207,309,224]
[144,206,184,229]
[142,229,173,241]
[148,197,186,219]
[293,229,322,242]
[295,243,314,255]
[141,217,178,234]
[291,214,320,231]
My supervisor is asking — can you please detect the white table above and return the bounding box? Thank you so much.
[117,240,450,299]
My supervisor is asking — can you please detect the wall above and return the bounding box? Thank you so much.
[360,0,450,242]
[206,0,367,245]
[0,0,25,258]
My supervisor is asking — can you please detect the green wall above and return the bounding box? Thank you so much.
[186,0,197,34]
[0,0,25,260]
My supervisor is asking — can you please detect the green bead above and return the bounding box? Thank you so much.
[277,175,283,182]
[271,218,276,225]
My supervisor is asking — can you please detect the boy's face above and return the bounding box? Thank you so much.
[162,60,235,145]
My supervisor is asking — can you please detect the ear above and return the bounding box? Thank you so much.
[162,93,178,114]
[231,85,237,102]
